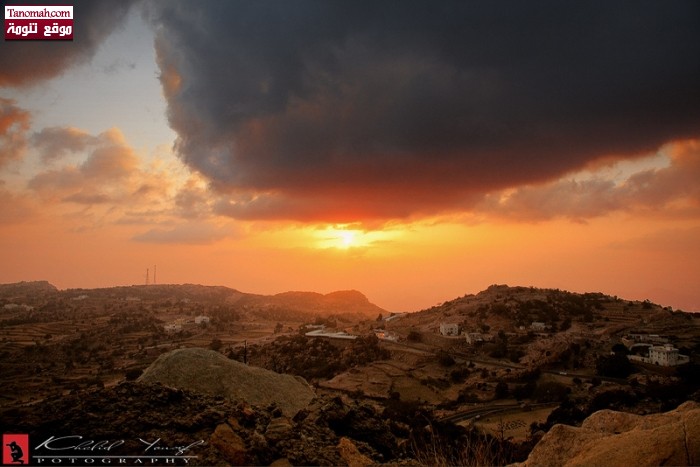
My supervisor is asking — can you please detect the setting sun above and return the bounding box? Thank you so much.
[339,230,356,248]
[317,227,365,249]
[312,225,403,251]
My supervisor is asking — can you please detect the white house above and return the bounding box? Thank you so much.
[194,315,210,325]
[439,323,460,336]
[531,322,546,331]
[628,343,690,367]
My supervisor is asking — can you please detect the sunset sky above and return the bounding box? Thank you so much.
[1,1,699,312]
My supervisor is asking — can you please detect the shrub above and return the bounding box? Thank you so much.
[494,381,509,399]
[437,350,456,367]
[407,330,422,342]
[596,353,634,378]
[124,368,143,381]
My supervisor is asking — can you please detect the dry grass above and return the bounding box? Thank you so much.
[411,422,512,467]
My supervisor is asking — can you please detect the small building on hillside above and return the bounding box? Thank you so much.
[439,323,460,336]
[305,328,357,340]
[164,323,182,333]
[465,332,484,345]
[194,315,210,325]
[531,322,546,331]
[374,329,398,341]
[628,343,690,367]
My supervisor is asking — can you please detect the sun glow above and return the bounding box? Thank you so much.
[339,230,356,248]
[314,225,401,251]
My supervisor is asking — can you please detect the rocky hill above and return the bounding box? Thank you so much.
[138,348,315,417]
[519,401,700,466]
[0,280,58,303]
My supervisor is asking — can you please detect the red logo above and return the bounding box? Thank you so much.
[5,5,73,40]
[2,434,28,466]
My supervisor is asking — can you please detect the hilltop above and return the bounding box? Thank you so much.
[0,281,386,319]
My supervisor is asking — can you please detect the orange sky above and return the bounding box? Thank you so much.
[1,3,699,312]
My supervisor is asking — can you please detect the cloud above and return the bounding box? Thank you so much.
[0,98,31,167]
[28,128,142,204]
[132,222,234,245]
[0,185,35,224]
[478,139,700,221]
[32,127,95,162]
[0,0,139,87]
[149,1,700,222]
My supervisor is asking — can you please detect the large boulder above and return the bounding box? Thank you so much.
[519,401,700,466]
[138,348,314,417]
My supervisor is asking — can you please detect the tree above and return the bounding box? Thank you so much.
[559,318,572,331]
[596,353,633,378]
[209,338,223,352]
[407,330,422,342]
[437,350,455,367]
[494,381,509,399]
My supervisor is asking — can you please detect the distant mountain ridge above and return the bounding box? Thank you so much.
[0,281,386,318]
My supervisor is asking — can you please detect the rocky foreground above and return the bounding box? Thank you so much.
[519,401,700,466]
[1,347,524,465]
[1,381,412,465]
[3,347,699,466]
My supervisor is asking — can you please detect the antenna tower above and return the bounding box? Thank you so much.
[146,268,150,285]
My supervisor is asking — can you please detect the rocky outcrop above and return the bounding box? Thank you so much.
[519,401,700,466]
[138,347,314,417]
[210,423,249,465]
[1,381,409,465]
[337,437,374,467]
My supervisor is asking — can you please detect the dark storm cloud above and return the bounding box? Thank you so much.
[0,0,139,87]
[149,1,700,222]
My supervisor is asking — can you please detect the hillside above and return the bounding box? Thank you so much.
[0,281,385,319]
[1,281,698,466]
[235,289,386,319]
[0,280,58,304]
